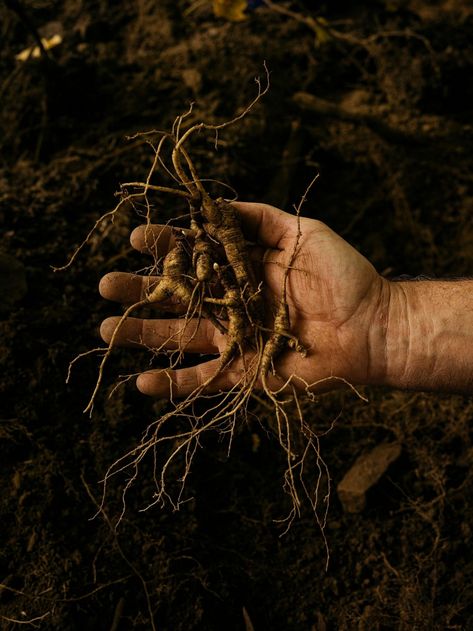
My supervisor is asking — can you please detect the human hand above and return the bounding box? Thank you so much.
[99,202,392,398]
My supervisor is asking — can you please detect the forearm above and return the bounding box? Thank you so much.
[383,280,473,393]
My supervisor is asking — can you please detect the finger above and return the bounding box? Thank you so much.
[100,251,283,306]
[99,271,158,303]
[136,354,352,400]
[135,348,297,398]
[99,272,186,312]
[130,224,193,255]
[231,201,297,249]
[136,356,257,398]
[100,316,223,353]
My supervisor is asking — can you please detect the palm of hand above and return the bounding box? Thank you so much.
[257,216,387,390]
[99,203,387,397]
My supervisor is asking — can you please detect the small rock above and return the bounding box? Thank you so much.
[337,442,401,513]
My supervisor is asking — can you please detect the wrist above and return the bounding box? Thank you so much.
[382,280,433,389]
[379,279,473,393]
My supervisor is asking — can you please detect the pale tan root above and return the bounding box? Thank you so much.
[83,299,149,415]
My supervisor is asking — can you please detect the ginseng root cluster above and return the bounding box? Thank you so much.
[61,69,332,543]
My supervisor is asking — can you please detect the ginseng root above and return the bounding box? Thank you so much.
[63,67,340,545]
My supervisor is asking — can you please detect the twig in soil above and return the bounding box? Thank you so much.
[0,611,51,627]
[293,92,427,145]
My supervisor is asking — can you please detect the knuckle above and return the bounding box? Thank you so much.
[173,368,198,395]
[130,225,144,248]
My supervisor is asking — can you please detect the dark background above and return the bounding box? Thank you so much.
[1,1,472,629]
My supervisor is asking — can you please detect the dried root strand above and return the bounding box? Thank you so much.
[190,206,216,284]
[201,195,264,325]
[260,174,319,393]
[205,262,248,368]
[147,234,226,335]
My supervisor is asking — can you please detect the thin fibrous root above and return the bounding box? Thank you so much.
[260,173,319,395]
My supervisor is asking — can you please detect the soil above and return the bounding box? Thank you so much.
[1,1,473,629]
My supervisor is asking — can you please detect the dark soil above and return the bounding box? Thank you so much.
[1,1,473,629]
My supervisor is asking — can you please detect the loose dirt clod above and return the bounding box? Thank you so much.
[337,442,402,513]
